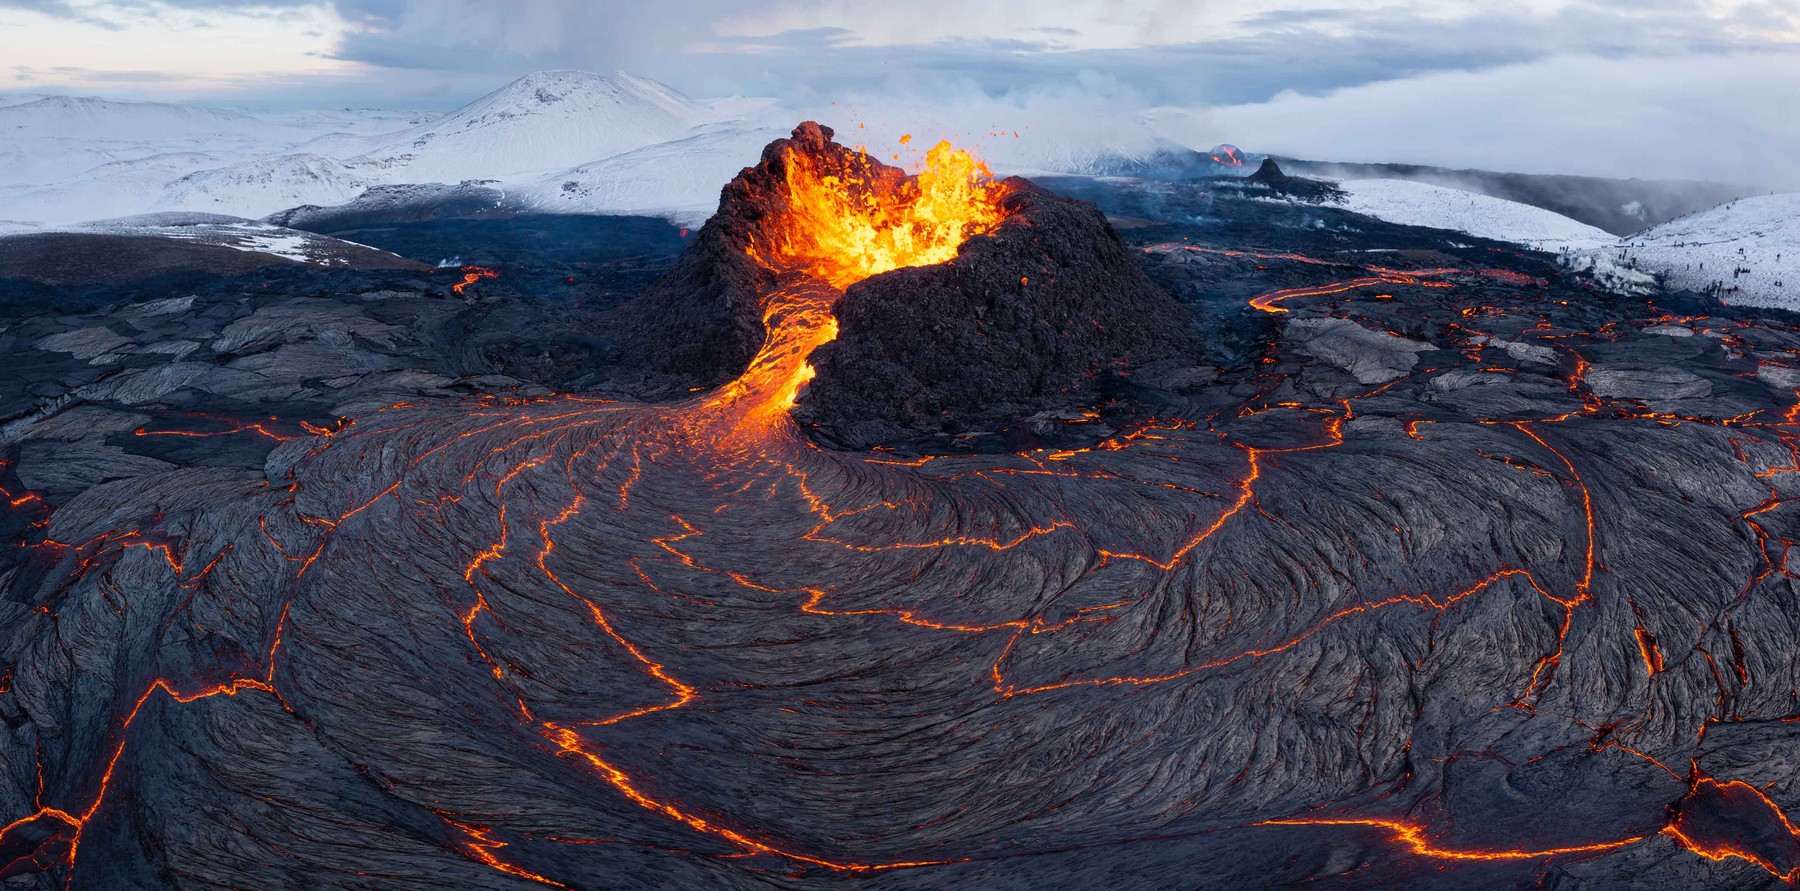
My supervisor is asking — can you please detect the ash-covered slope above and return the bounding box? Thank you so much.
[797,178,1197,446]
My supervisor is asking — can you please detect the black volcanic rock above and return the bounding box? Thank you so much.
[795,179,1199,446]
[12,148,1800,891]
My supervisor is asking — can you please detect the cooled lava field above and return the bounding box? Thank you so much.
[3,123,1800,890]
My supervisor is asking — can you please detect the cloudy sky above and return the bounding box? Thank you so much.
[3,0,1798,185]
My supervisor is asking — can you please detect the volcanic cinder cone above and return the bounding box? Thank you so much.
[619,121,1198,445]
[1247,157,1289,185]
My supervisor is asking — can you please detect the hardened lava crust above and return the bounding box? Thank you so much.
[1,124,1799,890]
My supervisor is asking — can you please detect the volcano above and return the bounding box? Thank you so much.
[620,121,1196,447]
[3,121,1800,891]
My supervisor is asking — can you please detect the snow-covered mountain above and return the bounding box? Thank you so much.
[519,125,784,225]
[152,154,369,217]
[0,96,279,189]
[0,95,264,142]
[335,70,720,183]
[1328,178,1799,311]
[1618,194,1800,310]
[0,70,736,225]
[1336,179,1617,251]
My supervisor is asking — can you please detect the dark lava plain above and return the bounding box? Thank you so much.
[2,147,1800,891]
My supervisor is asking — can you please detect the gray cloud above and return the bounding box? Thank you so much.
[4,0,1796,189]
[299,0,1800,108]
[1189,49,1800,190]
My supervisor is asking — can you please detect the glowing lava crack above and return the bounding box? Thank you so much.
[5,123,1800,890]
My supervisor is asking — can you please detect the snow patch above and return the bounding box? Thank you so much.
[1336,179,1616,251]
[1614,193,1800,311]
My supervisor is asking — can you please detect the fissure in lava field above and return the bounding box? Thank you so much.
[4,123,1800,889]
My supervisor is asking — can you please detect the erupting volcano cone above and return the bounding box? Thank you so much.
[619,121,1198,447]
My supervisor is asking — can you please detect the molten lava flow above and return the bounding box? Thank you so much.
[1211,144,1245,167]
[452,265,499,295]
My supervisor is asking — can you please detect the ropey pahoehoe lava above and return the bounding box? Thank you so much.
[4,122,1800,890]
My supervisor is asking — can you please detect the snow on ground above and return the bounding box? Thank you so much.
[518,125,784,226]
[1557,251,1661,296]
[151,154,370,217]
[0,71,736,225]
[0,96,321,191]
[1337,179,1617,251]
[1334,177,1800,311]
[1618,194,1800,311]
[0,152,229,223]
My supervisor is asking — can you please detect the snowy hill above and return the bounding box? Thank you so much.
[1332,178,1800,311]
[1619,194,1800,310]
[0,152,230,223]
[1336,179,1617,251]
[520,125,784,226]
[0,96,414,223]
[339,70,718,183]
[0,95,262,142]
[0,96,282,188]
[152,154,369,217]
[0,71,743,225]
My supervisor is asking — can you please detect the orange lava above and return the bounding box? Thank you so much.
[452,265,499,295]
[1664,777,1800,881]
[1260,817,1646,862]
[767,138,1007,290]
[1250,267,1463,313]
[710,136,1009,426]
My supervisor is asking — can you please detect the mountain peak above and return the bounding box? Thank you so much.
[485,69,690,110]
[343,69,717,182]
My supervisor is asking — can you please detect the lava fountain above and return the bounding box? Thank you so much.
[701,124,1010,426]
